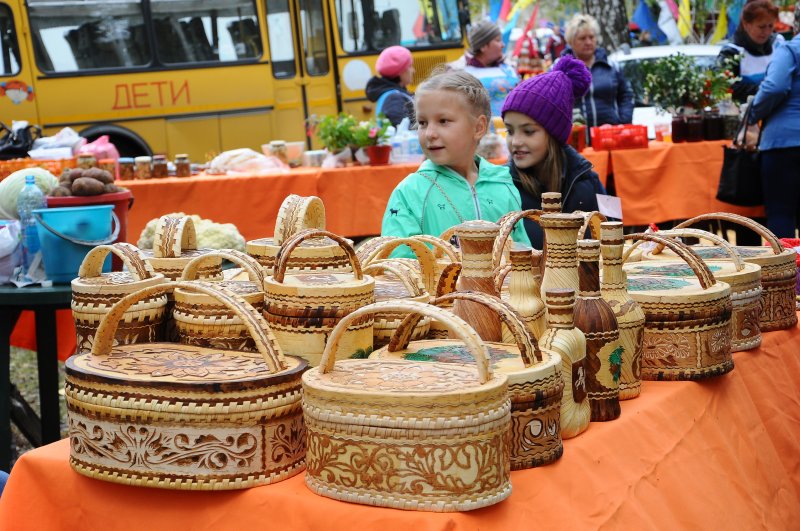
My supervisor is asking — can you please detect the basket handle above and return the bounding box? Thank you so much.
[434,262,462,297]
[78,242,156,281]
[624,233,716,289]
[33,210,120,247]
[389,290,542,367]
[273,194,326,245]
[413,234,460,262]
[493,209,543,269]
[670,213,784,255]
[273,229,361,283]
[575,210,608,240]
[90,281,287,373]
[363,261,426,298]
[181,249,265,287]
[153,215,197,258]
[639,228,745,271]
[318,299,492,383]
[358,237,436,295]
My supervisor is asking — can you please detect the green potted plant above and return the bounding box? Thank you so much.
[352,117,392,165]
[307,113,357,154]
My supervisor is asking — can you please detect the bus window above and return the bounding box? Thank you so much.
[0,5,20,75]
[299,0,328,76]
[265,0,295,78]
[337,0,462,53]
[151,0,262,64]
[28,0,151,72]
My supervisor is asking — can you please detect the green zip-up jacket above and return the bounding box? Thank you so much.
[381,156,530,257]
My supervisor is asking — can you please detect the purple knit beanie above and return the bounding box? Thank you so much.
[501,55,592,144]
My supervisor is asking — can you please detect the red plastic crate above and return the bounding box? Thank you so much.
[590,125,649,151]
[569,125,587,153]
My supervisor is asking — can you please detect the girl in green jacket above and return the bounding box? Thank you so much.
[381,69,529,253]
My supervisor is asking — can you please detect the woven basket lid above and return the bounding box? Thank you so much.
[72,243,166,295]
[67,281,306,394]
[364,260,429,303]
[263,229,373,297]
[174,250,265,306]
[273,194,326,245]
[371,291,560,389]
[302,300,508,423]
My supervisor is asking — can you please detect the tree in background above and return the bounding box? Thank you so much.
[583,0,631,50]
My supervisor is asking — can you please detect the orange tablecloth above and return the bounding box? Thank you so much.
[611,141,765,226]
[3,319,799,531]
[579,148,610,187]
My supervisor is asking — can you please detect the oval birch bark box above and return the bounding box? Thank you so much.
[372,291,563,471]
[640,212,796,332]
[302,300,511,512]
[141,216,223,281]
[624,233,733,381]
[71,243,168,353]
[66,281,308,490]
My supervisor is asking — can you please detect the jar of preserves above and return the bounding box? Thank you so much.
[134,156,152,179]
[118,157,135,180]
[268,140,288,165]
[152,155,168,178]
[174,154,191,177]
[77,154,97,169]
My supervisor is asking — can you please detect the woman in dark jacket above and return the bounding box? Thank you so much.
[563,14,634,130]
[365,46,415,127]
[502,55,607,248]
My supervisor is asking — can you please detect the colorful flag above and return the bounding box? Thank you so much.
[710,1,728,44]
[512,3,540,56]
[727,0,746,39]
[508,0,536,20]
[677,0,692,39]
[664,0,680,20]
[498,0,512,23]
[631,0,668,43]
[489,0,504,22]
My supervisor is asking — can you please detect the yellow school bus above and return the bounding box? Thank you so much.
[0,0,465,160]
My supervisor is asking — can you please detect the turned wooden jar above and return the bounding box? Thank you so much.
[495,244,547,342]
[539,213,584,297]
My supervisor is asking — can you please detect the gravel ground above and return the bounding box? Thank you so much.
[9,346,67,469]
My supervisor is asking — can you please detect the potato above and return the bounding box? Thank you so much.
[103,183,125,193]
[71,177,105,196]
[83,167,114,184]
[48,186,72,197]
[62,168,83,183]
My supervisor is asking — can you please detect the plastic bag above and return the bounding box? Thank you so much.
[207,148,288,174]
[0,220,21,284]
[78,135,120,161]
[32,126,86,153]
[322,147,353,168]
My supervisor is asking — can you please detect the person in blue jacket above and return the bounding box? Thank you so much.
[749,30,800,238]
[562,14,634,133]
[365,46,415,127]
[502,54,607,249]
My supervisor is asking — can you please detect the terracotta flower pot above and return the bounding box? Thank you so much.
[366,145,392,166]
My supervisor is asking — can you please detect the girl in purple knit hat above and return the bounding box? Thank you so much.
[501,55,607,248]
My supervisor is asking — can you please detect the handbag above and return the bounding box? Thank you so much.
[715,103,763,207]
[0,122,40,160]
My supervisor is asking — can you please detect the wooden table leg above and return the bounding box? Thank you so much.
[34,307,61,445]
[0,308,22,471]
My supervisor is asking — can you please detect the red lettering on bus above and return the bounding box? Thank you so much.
[131,83,150,108]
[112,84,131,110]
[170,80,190,105]
[150,81,167,106]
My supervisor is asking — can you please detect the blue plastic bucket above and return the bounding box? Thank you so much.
[33,205,120,283]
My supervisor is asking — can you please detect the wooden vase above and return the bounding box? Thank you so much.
[540,288,590,439]
[575,240,621,422]
[498,245,546,342]
[452,220,502,341]
[539,213,583,298]
[541,192,562,213]
[600,222,645,401]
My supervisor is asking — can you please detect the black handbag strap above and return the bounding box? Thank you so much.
[732,100,763,150]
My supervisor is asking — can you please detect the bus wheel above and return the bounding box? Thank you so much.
[79,125,152,158]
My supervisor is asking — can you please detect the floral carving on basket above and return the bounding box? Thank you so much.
[70,416,259,471]
[628,263,722,277]
[691,247,765,259]
[642,334,691,361]
[305,431,508,495]
[404,345,518,365]
[627,276,693,291]
[739,307,760,338]
[321,361,483,393]
[708,328,731,356]
[516,411,559,452]
[270,416,306,465]
[88,347,268,381]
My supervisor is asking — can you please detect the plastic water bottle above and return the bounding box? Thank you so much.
[17,175,46,270]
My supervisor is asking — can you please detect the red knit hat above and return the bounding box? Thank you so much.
[376,46,413,78]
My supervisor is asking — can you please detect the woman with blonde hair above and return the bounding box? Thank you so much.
[563,14,633,132]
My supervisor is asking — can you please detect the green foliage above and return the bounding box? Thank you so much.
[609,345,624,383]
[351,117,392,148]
[350,346,374,359]
[308,113,358,152]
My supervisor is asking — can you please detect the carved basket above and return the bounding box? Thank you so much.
[624,228,762,352]
[642,213,797,332]
[372,292,563,470]
[140,215,223,281]
[263,229,374,366]
[624,233,733,381]
[71,243,168,352]
[302,300,511,512]
[173,249,266,351]
[247,194,352,274]
[65,281,308,490]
